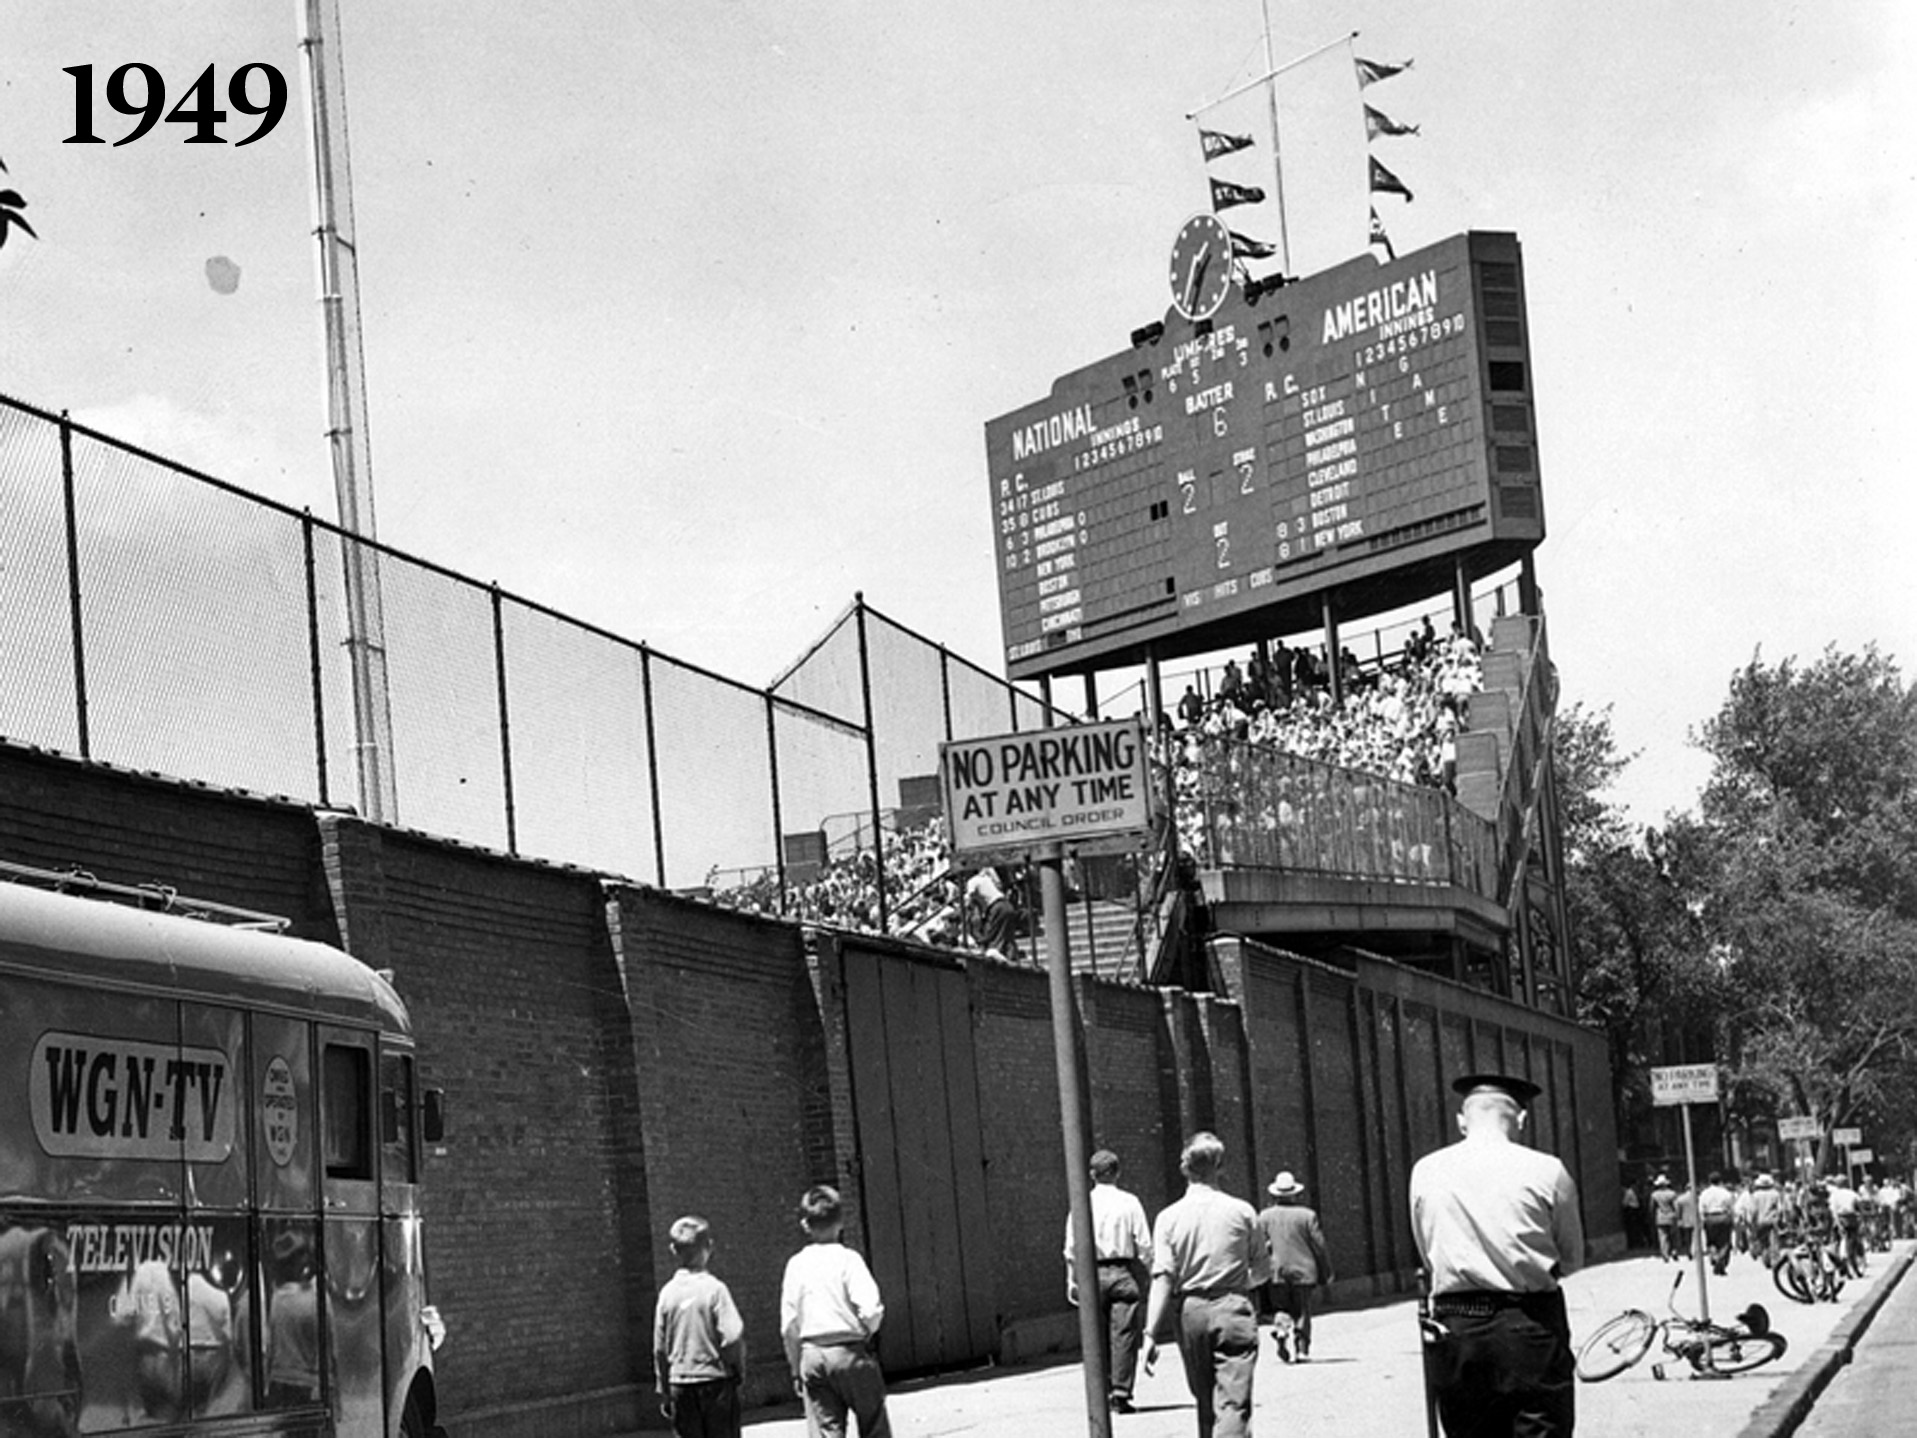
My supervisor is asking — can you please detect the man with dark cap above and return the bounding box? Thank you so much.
[1410,1073,1585,1437]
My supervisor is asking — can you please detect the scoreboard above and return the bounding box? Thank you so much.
[986,230,1545,680]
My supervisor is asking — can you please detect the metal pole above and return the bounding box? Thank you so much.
[640,646,667,886]
[1259,0,1292,271]
[1044,845,1111,1436]
[1681,1103,1722,1376]
[57,412,90,760]
[491,584,517,856]
[303,510,329,807]
[854,595,889,932]
[766,693,788,915]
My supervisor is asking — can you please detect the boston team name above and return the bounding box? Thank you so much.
[1322,270,1438,344]
[1011,403,1095,461]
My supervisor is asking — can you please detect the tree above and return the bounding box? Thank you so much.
[1560,703,1716,1134]
[1691,646,1917,1173]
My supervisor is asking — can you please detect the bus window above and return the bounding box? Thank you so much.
[380,1051,416,1188]
[251,1015,314,1211]
[322,1044,373,1183]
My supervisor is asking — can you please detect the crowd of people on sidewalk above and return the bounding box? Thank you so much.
[1629,1167,1912,1272]
[1068,1070,1582,1438]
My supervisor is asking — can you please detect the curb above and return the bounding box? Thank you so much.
[1735,1245,1915,1438]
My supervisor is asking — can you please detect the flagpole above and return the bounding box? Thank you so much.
[1185,29,1358,119]
[1259,0,1291,272]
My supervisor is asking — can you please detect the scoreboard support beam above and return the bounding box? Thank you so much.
[1321,593,1343,707]
[1084,672,1100,720]
[1519,552,1541,616]
[1451,560,1474,639]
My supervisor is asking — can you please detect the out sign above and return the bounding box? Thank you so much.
[1650,1063,1719,1107]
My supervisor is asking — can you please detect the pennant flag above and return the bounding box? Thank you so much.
[1364,104,1421,140]
[1209,177,1267,212]
[1369,155,1414,202]
[1368,207,1396,262]
[1355,55,1413,88]
[1199,127,1255,161]
[1227,229,1277,261]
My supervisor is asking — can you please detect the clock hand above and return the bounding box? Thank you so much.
[1186,248,1212,312]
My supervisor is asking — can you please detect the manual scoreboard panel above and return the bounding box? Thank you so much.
[986,230,1544,679]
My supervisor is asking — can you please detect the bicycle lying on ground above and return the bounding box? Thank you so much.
[1576,1273,1788,1382]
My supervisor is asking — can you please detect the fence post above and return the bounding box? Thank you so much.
[303,510,329,807]
[853,594,888,932]
[57,412,90,760]
[939,646,953,742]
[640,645,667,886]
[490,583,518,856]
[766,693,788,915]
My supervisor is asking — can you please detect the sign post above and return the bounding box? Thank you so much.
[1778,1114,1820,1186]
[941,719,1155,1437]
[1833,1126,1863,1180]
[1651,1063,1724,1377]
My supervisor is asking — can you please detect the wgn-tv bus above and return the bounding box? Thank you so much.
[0,865,447,1437]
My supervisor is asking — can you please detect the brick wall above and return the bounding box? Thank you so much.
[0,743,1619,1436]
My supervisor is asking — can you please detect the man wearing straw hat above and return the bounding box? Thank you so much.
[1410,1073,1584,1437]
[1253,1170,1334,1363]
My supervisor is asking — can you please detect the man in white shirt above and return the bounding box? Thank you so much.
[1698,1171,1736,1276]
[1064,1148,1154,1413]
[1142,1132,1266,1438]
[1410,1073,1584,1437]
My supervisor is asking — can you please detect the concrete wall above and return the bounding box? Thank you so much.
[0,741,1620,1434]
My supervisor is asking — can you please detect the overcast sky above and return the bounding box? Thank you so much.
[4,0,1911,827]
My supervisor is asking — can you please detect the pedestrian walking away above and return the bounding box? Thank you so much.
[652,1216,746,1438]
[1699,1171,1736,1277]
[781,1186,891,1438]
[1410,1073,1585,1438]
[1064,1148,1154,1413]
[1252,1170,1333,1363]
[1143,1131,1268,1438]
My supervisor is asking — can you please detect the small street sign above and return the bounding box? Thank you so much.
[1650,1063,1719,1107]
[1832,1127,1864,1146]
[1777,1115,1820,1141]
[1852,1147,1876,1164]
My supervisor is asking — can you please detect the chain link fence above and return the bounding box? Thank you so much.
[0,393,1067,923]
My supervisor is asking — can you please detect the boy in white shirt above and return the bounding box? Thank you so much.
[780,1186,889,1437]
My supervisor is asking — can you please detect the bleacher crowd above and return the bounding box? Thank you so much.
[709,618,1487,948]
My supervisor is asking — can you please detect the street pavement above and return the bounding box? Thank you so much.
[685,1241,1912,1436]
[1791,1241,1917,1438]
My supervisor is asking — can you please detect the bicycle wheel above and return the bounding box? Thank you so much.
[1576,1311,1657,1381]
[1773,1255,1814,1305]
[1702,1330,1787,1374]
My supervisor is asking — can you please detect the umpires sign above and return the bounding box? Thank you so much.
[941,718,1155,862]
[1650,1063,1720,1107]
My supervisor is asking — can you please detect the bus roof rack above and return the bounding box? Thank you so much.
[0,858,292,932]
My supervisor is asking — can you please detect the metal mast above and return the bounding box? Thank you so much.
[297,0,396,823]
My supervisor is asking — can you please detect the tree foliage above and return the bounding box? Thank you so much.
[1690,646,1917,1166]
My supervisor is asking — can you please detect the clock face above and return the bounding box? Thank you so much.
[1169,213,1235,322]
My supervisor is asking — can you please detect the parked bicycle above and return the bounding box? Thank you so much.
[1576,1274,1787,1382]
[1773,1222,1849,1305]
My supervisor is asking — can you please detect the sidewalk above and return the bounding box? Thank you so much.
[687,1243,1913,1437]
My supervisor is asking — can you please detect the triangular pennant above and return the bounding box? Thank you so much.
[1368,207,1396,262]
[1209,177,1267,212]
[1364,104,1421,140]
[1369,155,1414,202]
[1355,56,1413,88]
[1199,127,1255,161]
[1227,230,1277,261]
